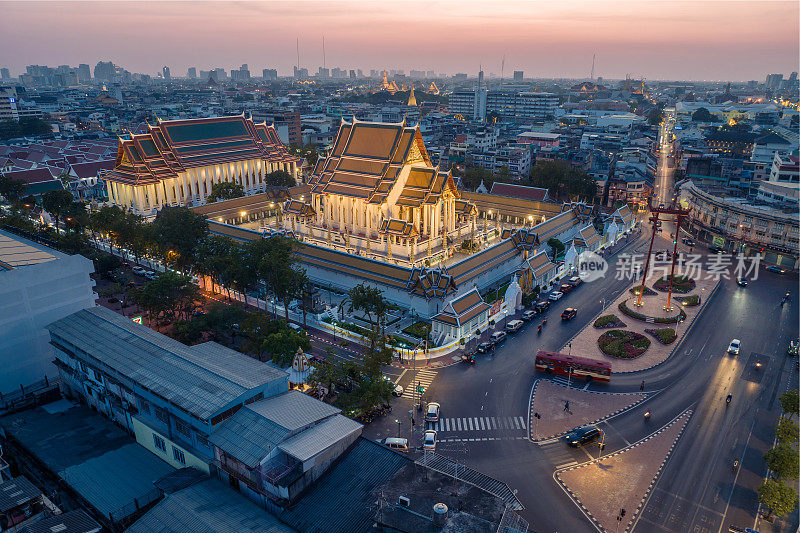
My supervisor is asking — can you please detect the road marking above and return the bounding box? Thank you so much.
[717,415,758,533]
[582,381,591,391]
[468,418,475,431]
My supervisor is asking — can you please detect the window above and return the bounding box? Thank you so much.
[154,406,169,424]
[153,434,166,453]
[172,446,186,465]
[174,418,191,437]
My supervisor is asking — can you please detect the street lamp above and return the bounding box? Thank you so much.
[395,418,401,437]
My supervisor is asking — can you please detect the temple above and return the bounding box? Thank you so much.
[283,120,479,267]
[105,115,301,218]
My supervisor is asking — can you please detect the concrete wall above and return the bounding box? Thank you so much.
[132,417,210,474]
[0,252,96,395]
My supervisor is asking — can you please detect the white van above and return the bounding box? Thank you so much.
[505,320,524,334]
[382,437,409,453]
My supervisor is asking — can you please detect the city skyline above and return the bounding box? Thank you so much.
[1,0,798,81]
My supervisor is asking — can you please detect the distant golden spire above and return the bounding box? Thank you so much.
[407,83,417,106]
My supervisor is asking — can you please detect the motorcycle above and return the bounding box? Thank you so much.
[726,394,732,405]
[537,325,542,336]
[732,459,739,471]
[644,410,651,420]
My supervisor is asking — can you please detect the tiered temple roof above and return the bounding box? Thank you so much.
[308,120,458,206]
[431,288,490,327]
[106,115,300,186]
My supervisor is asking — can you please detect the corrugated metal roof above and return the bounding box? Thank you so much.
[126,479,295,533]
[280,438,409,533]
[278,415,362,462]
[247,390,340,432]
[46,307,287,420]
[18,510,101,533]
[209,407,290,469]
[61,443,174,518]
[0,476,41,513]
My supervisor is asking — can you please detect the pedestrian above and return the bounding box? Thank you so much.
[640,380,645,391]
[564,400,570,412]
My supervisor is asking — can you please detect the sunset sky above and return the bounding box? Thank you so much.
[2,0,798,81]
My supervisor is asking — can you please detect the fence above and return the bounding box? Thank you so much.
[496,505,530,533]
[0,377,61,415]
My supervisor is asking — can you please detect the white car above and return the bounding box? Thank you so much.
[548,291,564,301]
[144,270,158,280]
[132,266,147,276]
[727,339,741,355]
[392,385,404,397]
[423,430,437,451]
[425,402,440,422]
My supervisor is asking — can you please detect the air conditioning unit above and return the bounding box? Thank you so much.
[398,496,410,508]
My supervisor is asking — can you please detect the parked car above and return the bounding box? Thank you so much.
[490,331,507,344]
[144,270,158,280]
[132,266,147,276]
[708,245,723,254]
[765,265,786,274]
[727,339,741,355]
[423,430,437,451]
[477,341,494,354]
[560,283,574,295]
[535,301,550,313]
[561,308,578,321]
[521,309,537,321]
[568,276,582,287]
[382,437,409,453]
[563,425,603,447]
[392,385,404,397]
[548,291,564,301]
[425,402,441,422]
[505,320,524,334]
[737,277,748,287]
[681,237,695,247]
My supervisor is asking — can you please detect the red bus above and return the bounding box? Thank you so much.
[534,350,611,382]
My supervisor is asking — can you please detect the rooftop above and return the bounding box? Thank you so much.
[0,476,41,513]
[46,306,287,421]
[0,229,59,270]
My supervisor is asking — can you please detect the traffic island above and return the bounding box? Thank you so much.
[561,273,717,373]
[555,410,691,533]
[598,330,651,358]
[529,380,646,441]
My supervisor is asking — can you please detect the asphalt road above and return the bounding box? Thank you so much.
[401,231,799,532]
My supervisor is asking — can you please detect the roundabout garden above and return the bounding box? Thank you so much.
[598,330,651,358]
[653,274,696,293]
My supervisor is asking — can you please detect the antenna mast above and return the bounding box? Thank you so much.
[590,53,596,80]
[500,55,505,87]
[296,38,300,69]
[323,35,326,69]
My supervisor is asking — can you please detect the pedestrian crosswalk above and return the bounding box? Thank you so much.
[537,439,581,469]
[401,369,436,399]
[430,416,528,434]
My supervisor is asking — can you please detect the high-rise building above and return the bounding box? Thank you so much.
[318,67,330,78]
[765,73,783,90]
[162,66,171,80]
[262,68,278,80]
[213,68,227,80]
[349,69,356,79]
[187,67,197,79]
[513,70,524,81]
[293,66,308,79]
[0,68,10,80]
[230,64,251,81]
[94,61,116,81]
[77,64,91,82]
[426,70,435,78]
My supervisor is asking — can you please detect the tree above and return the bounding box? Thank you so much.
[309,356,339,399]
[207,181,244,203]
[240,312,274,359]
[265,170,295,187]
[495,165,514,183]
[458,166,494,191]
[776,418,799,446]
[548,237,565,258]
[199,302,248,345]
[130,271,200,328]
[0,117,52,140]
[0,176,25,203]
[764,444,799,480]
[93,253,123,278]
[691,107,714,122]
[758,479,798,519]
[528,160,596,201]
[262,327,311,367]
[149,207,209,271]
[194,235,237,296]
[88,205,126,249]
[41,189,74,230]
[780,389,799,419]
[647,106,664,126]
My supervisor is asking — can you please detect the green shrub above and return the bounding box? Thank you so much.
[645,327,677,344]
[593,314,626,328]
[598,330,651,358]
[653,275,696,293]
[629,286,657,296]
[618,300,687,324]
[681,294,700,306]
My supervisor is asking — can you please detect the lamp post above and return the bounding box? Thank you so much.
[395,418,401,437]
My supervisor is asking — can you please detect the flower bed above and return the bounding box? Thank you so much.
[598,330,651,358]
[629,286,657,296]
[653,275,696,293]
[593,314,627,329]
[645,327,677,345]
[680,294,701,307]
[618,300,687,324]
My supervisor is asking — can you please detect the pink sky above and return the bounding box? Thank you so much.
[1,1,797,81]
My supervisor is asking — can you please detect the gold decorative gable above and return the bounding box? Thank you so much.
[406,140,424,164]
